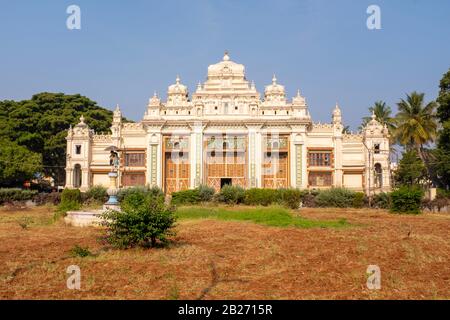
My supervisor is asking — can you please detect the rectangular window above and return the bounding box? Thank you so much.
[308,171,333,187]
[308,151,332,167]
[75,145,82,155]
[125,153,145,167]
[374,144,380,154]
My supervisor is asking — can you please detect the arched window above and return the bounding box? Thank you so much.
[73,164,82,188]
[374,163,383,188]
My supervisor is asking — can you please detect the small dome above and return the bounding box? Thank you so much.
[168,75,188,95]
[333,103,341,116]
[264,74,285,96]
[292,89,306,105]
[149,92,161,106]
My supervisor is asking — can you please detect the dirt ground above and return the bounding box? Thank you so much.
[0,205,449,300]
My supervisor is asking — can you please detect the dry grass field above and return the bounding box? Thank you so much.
[0,204,449,300]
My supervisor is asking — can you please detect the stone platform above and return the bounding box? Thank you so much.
[64,210,103,227]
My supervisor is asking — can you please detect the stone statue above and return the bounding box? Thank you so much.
[109,151,120,170]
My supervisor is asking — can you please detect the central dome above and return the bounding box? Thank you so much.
[207,51,246,79]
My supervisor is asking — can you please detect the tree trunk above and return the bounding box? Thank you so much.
[416,145,438,187]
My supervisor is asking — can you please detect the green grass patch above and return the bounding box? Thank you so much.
[176,205,349,229]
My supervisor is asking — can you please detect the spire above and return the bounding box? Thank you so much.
[223,50,230,61]
[296,89,301,97]
[115,104,121,112]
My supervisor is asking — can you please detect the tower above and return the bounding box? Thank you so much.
[65,115,93,190]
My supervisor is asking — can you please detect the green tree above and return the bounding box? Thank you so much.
[394,150,427,187]
[0,93,131,186]
[433,69,450,188]
[437,68,450,126]
[394,92,437,184]
[342,125,351,134]
[0,139,42,187]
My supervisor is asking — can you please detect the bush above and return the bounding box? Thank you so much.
[197,184,215,202]
[216,185,245,204]
[102,191,176,248]
[315,188,356,208]
[390,187,424,214]
[117,185,163,203]
[85,185,108,203]
[70,245,93,258]
[301,194,315,207]
[278,188,304,209]
[57,188,82,214]
[171,189,201,205]
[244,188,279,206]
[61,188,82,204]
[0,188,38,204]
[372,192,390,209]
[352,192,365,208]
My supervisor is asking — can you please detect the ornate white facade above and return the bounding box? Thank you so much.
[65,52,391,194]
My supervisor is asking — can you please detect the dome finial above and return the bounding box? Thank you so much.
[223,50,230,61]
[176,75,180,84]
[371,110,376,120]
[79,115,85,124]
[272,74,277,85]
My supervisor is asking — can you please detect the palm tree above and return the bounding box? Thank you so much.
[342,125,351,134]
[361,101,397,135]
[395,92,438,182]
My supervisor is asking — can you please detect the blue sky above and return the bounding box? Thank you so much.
[0,0,449,130]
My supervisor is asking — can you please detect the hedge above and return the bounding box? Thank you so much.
[0,188,38,204]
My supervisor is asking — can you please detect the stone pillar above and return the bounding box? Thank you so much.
[81,168,89,191]
[65,168,74,188]
[334,136,343,187]
[247,125,262,188]
[190,122,203,188]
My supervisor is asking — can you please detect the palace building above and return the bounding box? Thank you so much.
[65,52,391,194]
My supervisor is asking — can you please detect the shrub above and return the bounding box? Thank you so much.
[171,189,201,205]
[57,188,82,214]
[372,192,390,209]
[244,188,279,206]
[390,187,424,214]
[61,188,82,204]
[102,191,176,248]
[216,185,245,204]
[352,192,365,208]
[301,192,317,207]
[85,185,108,203]
[0,188,38,204]
[70,245,93,258]
[117,185,164,202]
[197,184,215,202]
[315,188,356,208]
[277,188,303,209]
